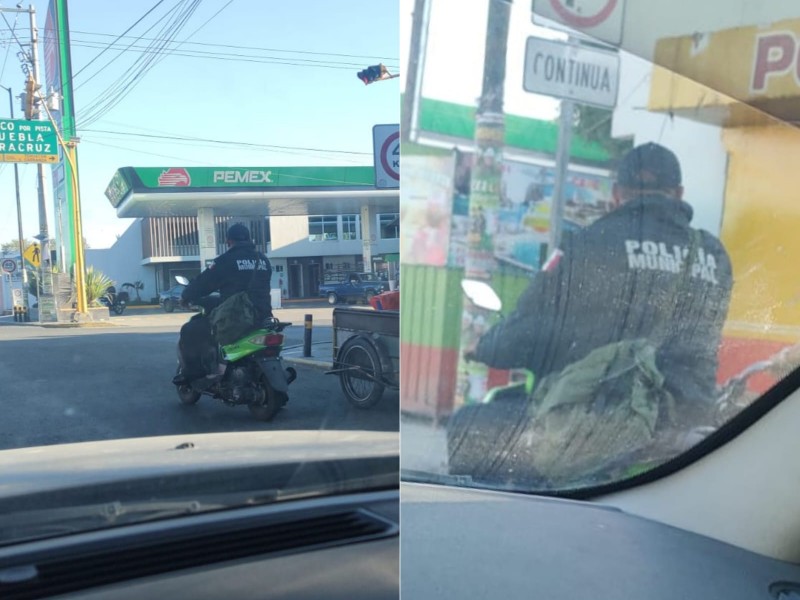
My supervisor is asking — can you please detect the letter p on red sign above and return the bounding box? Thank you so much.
[751,32,797,93]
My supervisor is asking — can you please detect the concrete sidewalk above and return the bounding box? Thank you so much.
[282,339,334,370]
[401,416,449,475]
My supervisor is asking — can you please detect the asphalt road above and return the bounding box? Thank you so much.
[0,307,397,451]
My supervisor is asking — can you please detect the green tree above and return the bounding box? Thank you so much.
[1,238,35,254]
[571,104,633,163]
[122,280,144,302]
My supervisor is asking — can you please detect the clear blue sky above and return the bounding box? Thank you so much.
[0,0,399,248]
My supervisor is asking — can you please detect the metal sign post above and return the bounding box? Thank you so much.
[549,97,575,253]
[522,35,619,252]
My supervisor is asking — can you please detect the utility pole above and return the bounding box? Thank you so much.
[0,84,30,321]
[27,4,58,322]
[402,0,430,143]
[454,0,513,407]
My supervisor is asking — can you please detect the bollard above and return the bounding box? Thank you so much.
[303,314,313,357]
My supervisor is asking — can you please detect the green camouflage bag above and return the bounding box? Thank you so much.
[515,338,677,486]
[208,291,256,345]
[511,230,701,486]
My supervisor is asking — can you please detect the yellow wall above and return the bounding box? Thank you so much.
[654,18,800,106]
[721,125,800,342]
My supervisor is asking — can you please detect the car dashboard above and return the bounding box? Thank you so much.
[401,482,800,599]
[0,489,398,600]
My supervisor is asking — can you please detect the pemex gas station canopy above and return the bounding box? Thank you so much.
[104,165,399,218]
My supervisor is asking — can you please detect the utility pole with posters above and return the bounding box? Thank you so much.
[27,5,57,322]
[454,0,513,407]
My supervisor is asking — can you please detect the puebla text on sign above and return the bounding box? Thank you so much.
[0,119,59,163]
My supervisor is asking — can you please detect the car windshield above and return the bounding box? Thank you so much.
[0,0,399,546]
[400,0,800,493]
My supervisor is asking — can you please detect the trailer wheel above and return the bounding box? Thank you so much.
[338,336,385,408]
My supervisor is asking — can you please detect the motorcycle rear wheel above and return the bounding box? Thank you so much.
[248,377,288,421]
[176,384,201,405]
[175,366,201,405]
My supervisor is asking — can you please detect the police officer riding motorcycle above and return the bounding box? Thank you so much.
[171,223,295,421]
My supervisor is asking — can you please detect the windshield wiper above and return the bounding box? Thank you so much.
[0,499,236,547]
[401,469,476,487]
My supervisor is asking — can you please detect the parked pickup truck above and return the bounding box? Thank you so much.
[319,273,386,305]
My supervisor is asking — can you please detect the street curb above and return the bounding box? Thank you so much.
[0,319,123,328]
[39,321,123,328]
[284,356,334,370]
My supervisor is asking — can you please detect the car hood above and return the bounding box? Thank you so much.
[0,431,398,498]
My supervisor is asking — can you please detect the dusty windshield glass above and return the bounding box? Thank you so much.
[400,0,800,492]
[0,0,399,544]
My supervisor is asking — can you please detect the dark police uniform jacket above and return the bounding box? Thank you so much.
[473,194,733,414]
[181,241,273,320]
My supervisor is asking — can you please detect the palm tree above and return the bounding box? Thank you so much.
[122,280,144,302]
[72,266,114,307]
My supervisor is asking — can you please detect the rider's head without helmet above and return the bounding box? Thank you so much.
[226,223,251,247]
[613,142,684,205]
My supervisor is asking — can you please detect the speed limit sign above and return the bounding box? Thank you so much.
[1,258,16,274]
[533,0,625,45]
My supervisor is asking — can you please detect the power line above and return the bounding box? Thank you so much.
[0,11,20,88]
[74,1,186,93]
[64,39,397,70]
[78,0,202,127]
[83,135,365,164]
[0,28,399,64]
[0,11,30,65]
[81,127,372,155]
[66,29,399,62]
[72,0,167,80]
[80,138,217,164]
[155,0,234,65]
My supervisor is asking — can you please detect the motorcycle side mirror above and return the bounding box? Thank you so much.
[175,275,190,285]
[461,279,502,312]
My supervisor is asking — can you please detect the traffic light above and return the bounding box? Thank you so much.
[23,77,40,120]
[357,63,388,85]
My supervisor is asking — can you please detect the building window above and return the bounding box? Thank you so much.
[380,213,399,239]
[308,216,338,241]
[341,214,360,240]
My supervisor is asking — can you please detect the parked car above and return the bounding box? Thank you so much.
[159,284,186,313]
[319,273,386,305]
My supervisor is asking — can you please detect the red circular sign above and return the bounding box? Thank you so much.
[2,259,16,273]
[380,131,400,181]
[548,0,618,28]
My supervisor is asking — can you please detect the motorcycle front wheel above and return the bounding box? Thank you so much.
[175,366,201,405]
[248,376,288,421]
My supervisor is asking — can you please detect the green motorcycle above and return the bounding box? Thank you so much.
[448,279,779,489]
[173,276,297,422]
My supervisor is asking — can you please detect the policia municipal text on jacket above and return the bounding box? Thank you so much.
[470,143,733,423]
